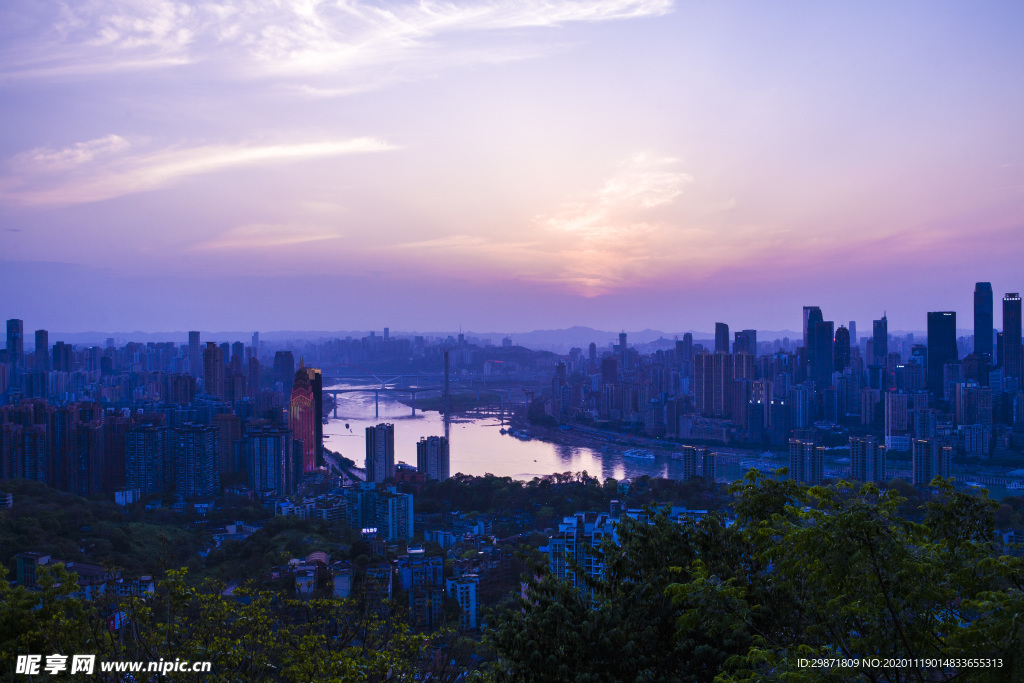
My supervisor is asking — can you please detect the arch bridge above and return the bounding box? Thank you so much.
[318,364,446,417]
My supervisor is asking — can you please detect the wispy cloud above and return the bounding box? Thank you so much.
[537,154,693,293]
[0,1,673,83]
[192,223,342,250]
[0,135,397,205]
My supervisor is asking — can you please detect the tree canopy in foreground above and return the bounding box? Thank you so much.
[487,474,1024,683]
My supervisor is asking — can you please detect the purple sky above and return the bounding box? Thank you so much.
[1,1,1023,336]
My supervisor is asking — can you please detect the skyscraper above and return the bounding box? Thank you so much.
[694,351,733,417]
[188,331,201,378]
[974,282,993,359]
[289,361,317,473]
[202,342,225,398]
[6,319,23,386]
[243,421,298,497]
[734,329,757,356]
[365,423,395,483]
[911,438,951,487]
[416,436,450,481]
[273,350,295,389]
[1003,293,1022,381]
[849,321,857,350]
[872,314,888,366]
[715,323,730,353]
[51,342,72,372]
[833,325,851,372]
[811,320,834,387]
[230,341,245,374]
[849,436,886,483]
[681,333,693,361]
[926,311,957,395]
[173,424,220,497]
[33,330,49,371]
[802,306,822,349]
[788,439,823,485]
[126,425,169,494]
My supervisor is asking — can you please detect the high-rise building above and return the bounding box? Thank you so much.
[345,483,413,539]
[810,320,834,387]
[188,331,201,378]
[618,332,628,371]
[365,423,395,483]
[230,341,245,374]
[872,315,888,366]
[849,436,886,483]
[126,425,168,494]
[242,421,298,498]
[833,325,851,372]
[172,424,219,497]
[33,330,49,371]
[802,307,822,349]
[788,439,823,486]
[6,319,23,387]
[416,435,450,481]
[202,342,225,398]
[679,445,699,480]
[310,368,323,462]
[849,321,857,350]
[446,575,480,630]
[1003,293,1022,381]
[681,333,693,362]
[911,438,951,487]
[212,413,242,477]
[702,450,717,483]
[601,357,617,384]
[289,361,318,474]
[974,282,993,359]
[51,341,73,372]
[715,323,730,353]
[734,329,757,355]
[884,391,910,451]
[694,352,733,417]
[927,312,957,395]
[273,351,295,390]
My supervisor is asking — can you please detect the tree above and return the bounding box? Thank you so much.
[488,472,1024,682]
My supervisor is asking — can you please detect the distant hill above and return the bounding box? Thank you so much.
[41,325,956,353]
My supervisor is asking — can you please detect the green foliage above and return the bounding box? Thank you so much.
[1,563,484,682]
[488,472,1024,682]
[412,471,723,522]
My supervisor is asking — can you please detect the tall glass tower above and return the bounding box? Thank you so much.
[974,282,993,358]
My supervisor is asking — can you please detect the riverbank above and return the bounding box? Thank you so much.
[509,414,782,460]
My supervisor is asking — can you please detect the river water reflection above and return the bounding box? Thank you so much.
[323,383,1022,498]
[323,382,763,484]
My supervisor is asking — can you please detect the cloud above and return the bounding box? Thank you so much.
[0,0,673,84]
[538,154,693,293]
[0,135,398,205]
[394,234,540,254]
[192,223,342,250]
[375,154,708,293]
[11,134,130,171]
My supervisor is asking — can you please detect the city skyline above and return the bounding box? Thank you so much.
[2,1,1023,332]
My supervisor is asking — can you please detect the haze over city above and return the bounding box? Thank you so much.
[2,0,1023,333]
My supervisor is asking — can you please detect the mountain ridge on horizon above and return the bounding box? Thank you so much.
[30,325,947,353]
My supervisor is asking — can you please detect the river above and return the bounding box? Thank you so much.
[322,382,1024,498]
[323,381,773,484]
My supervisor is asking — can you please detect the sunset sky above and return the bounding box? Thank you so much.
[2,1,1023,336]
